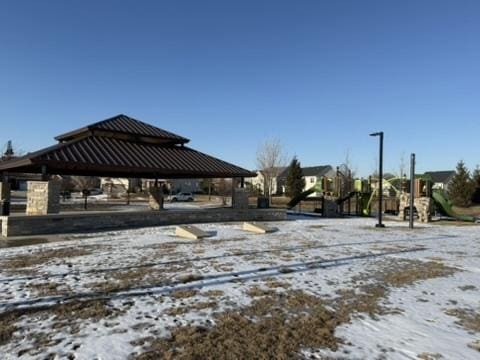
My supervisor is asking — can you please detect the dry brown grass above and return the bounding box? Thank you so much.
[26,282,72,297]
[164,301,218,317]
[134,258,459,359]
[445,308,480,333]
[2,247,93,271]
[170,289,198,299]
[364,259,457,288]
[0,299,123,347]
[202,290,224,298]
[246,286,277,298]
[137,290,339,360]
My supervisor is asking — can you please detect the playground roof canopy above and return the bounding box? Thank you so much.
[0,114,256,179]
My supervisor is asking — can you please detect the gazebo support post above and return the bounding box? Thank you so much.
[149,177,164,210]
[232,177,248,210]
[0,172,11,216]
[26,166,61,215]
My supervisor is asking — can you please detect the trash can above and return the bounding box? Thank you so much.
[257,197,270,209]
[0,200,10,216]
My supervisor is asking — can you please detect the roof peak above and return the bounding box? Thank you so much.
[55,114,190,144]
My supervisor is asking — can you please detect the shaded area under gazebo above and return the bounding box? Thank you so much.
[0,115,285,237]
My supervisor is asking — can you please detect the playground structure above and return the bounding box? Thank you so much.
[287,168,477,223]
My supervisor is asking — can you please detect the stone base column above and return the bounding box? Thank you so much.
[233,188,249,209]
[398,193,432,223]
[323,196,338,217]
[149,186,164,210]
[26,181,61,215]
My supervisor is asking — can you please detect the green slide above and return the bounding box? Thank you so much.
[287,181,323,209]
[432,191,476,222]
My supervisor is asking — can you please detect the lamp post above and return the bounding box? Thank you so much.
[370,131,385,228]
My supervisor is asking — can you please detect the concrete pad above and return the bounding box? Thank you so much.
[175,225,210,240]
[242,222,276,234]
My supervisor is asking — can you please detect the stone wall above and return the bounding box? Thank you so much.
[323,196,338,217]
[398,193,432,223]
[26,181,61,215]
[1,208,286,237]
[233,188,249,209]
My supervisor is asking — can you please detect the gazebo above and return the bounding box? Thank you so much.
[0,115,284,237]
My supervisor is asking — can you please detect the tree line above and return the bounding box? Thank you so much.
[448,161,480,207]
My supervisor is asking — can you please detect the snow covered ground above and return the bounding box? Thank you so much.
[0,218,479,359]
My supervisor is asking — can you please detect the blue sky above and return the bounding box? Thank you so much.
[1,0,479,176]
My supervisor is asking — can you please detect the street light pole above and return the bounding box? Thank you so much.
[370,131,385,228]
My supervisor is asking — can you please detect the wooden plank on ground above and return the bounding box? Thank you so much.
[242,222,275,234]
[175,225,210,240]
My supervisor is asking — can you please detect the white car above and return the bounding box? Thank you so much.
[167,192,194,202]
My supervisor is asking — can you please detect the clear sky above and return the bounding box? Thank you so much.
[1,0,479,176]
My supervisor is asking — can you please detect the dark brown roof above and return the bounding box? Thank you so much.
[55,114,189,144]
[0,115,255,179]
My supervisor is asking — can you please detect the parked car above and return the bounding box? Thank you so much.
[167,192,194,202]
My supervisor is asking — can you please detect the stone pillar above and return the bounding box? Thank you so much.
[416,197,432,223]
[323,196,338,217]
[233,188,249,209]
[398,193,432,223]
[398,193,409,220]
[26,181,61,215]
[149,186,164,210]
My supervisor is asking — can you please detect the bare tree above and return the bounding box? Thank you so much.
[256,138,288,202]
[338,150,356,195]
[70,176,100,210]
[215,178,232,206]
[397,152,406,178]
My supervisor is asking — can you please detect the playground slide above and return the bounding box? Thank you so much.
[432,191,476,222]
[336,191,356,204]
[287,183,322,209]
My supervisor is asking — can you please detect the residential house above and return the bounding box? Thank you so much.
[423,171,456,191]
[249,167,288,196]
[300,166,336,197]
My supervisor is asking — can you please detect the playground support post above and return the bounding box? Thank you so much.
[409,153,415,229]
[370,131,385,228]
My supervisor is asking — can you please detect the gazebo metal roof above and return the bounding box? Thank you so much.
[0,114,255,179]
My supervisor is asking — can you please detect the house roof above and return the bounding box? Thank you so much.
[0,115,255,179]
[55,114,190,144]
[423,171,455,184]
[301,165,333,177]
[277,165,333,179]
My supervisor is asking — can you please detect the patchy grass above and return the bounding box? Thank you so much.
[170,289,198,299]
[164,301,218,317]
[366,259,458,288]
[0,299,124,347]
[246,286,277,298]
[26,282,72,297]
[178,274,204,284]
[445,308,480,333]
[2,247,93,271]
[137,291,340,360]
[134,258,459,359]
[202,290,224,298]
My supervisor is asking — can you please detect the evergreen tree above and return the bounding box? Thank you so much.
[448,160,475,207]
[472,166,480,204]
[285,157,305,198]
